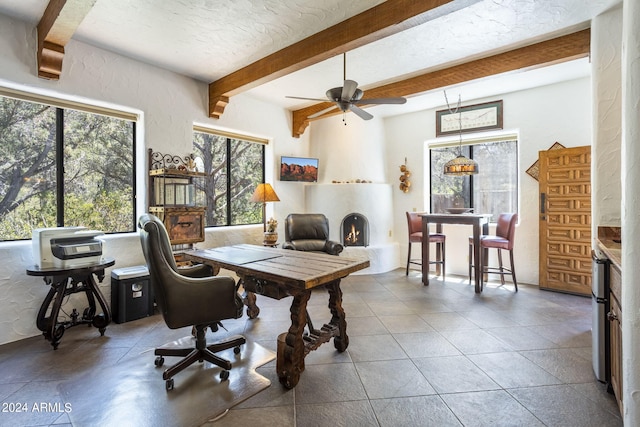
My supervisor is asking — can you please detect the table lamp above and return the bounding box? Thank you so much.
[250,183,280,232]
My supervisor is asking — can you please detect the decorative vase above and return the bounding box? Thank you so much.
[263,231,278,246]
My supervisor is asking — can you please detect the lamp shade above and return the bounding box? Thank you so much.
[443,155,479,176]
[250,183,280,203]
[441,90,479,177]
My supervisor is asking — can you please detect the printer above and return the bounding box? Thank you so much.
[33,227,105,269]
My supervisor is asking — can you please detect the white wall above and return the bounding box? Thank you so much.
[310,115,387,183]
[0,10,593,344]
[592,5,623,237]
[377,78,591,285]
[293,76,592,287]
[620,0,640,422]
[0,13,309,345]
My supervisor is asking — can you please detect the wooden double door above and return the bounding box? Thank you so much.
[538,146,591,296]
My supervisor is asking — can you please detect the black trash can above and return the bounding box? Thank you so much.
[111,266,154,323]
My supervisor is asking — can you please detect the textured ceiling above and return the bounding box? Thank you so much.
[0,0,622,116]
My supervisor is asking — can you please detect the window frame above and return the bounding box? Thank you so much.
[192,126,267,228]
[0,89,138,240]
[428,133,519,222]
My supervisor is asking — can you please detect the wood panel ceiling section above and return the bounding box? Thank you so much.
[291,28,591,137]
[37,0,96,79]
[207,0,480,119]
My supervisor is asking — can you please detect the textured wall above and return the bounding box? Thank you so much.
[310,114,388,184]
[592,5,623,240]
[0,8,609,344]
[380,78,592,285]
[621,0,640,423]
[0,13,305,345]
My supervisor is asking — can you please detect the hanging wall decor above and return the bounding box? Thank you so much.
[399,158,411,193]
[525,141,565,181]
[436,99,503,137]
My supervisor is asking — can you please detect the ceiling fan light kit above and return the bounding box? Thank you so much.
[287,53,406,122]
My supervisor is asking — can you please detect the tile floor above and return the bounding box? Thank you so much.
[0,269,623,426]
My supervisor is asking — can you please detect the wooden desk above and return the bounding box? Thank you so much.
[421,214,490,293]
[27,258,115,349]
[183,244,369,388]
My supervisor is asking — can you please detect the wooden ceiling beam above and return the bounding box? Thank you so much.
[208,0,481,118]
[37,0,96,80]
[291,28,591,138]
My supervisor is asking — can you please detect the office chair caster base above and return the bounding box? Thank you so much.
[234,346,241,354]
[155,356,165,367]
[220,370,230,381]
[165,378,174,391]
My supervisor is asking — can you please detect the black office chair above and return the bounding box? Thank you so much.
[138,213,246,390]
[282,213,343,255]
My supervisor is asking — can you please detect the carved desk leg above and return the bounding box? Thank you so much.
[237,278,260,319]
[326,279,348,352]
[243,291,260,319]
[277,291,311,389]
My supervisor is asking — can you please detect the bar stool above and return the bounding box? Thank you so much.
[406,212,446,277]
[468,213,518,291]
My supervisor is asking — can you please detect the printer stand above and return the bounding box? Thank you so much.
[27,258,115,349]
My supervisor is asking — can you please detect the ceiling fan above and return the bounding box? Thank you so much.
[286,53,407,121]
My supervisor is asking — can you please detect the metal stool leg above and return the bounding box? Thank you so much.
[441,239,446,280]
[468,241,473,283]
[509,249,518,291]
[497,249,505,285]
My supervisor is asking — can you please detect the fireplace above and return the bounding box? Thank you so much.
[305,183,399,274]
[341,213,369,247]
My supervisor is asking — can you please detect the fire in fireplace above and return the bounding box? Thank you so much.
[341,213,369,247]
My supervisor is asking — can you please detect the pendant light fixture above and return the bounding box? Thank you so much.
[443,91,478,176]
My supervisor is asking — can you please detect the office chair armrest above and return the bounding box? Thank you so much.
[283,239,327,252]
[324,240,344,256]
[282,241,295,250]
[177,263,213,278]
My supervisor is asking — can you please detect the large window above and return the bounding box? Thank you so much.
[430,137,518,221]
[192,127,265,227]
[0,94,136,241]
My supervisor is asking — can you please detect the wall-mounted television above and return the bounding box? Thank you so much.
[280,156,319,182]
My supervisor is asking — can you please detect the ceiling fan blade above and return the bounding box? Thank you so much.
[286,96,329,102]
[350,105,374,120]
[353,97,407,105]
[308,104,338,119]
[341,80,358,102]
